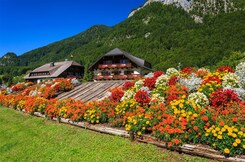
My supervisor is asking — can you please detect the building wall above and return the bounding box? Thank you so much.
[94,68,141,76]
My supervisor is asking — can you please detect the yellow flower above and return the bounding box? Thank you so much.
[125,124,131,131]
[224,125,229,129]
[193,113,198,117]
[146,121,150,125]
[233,142,238,147]
[179,103,184,108]
[224,148,230,154]
[232,133,237,138]
[137,131,142,136]
[238,131,243,136]
[217,135,222,139]
[227,128,232,133]
[205,133,209,137]
[235,139,241,144]
[243,145,245,149]
[233,128,238,132]
[212,130,216,134]
[215,127,220,131]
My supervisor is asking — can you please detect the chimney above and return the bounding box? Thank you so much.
[50,62,55,67]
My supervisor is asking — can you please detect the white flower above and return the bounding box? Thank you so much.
[144,72,154,78]
[180,74,202,92]
[6,87,12,94]
[235,61,245,71]
[166,68,179,77]
[222,73,241,88]
[155,74,169,87]
[140,86,151,95]
[121,90,135,101]
[135,79,144,89]
[188,92,209,107]
[235,61,245,88]
[151,93,165,104]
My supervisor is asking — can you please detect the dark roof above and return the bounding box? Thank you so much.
[24,61,82,80]
[89,48,152,70]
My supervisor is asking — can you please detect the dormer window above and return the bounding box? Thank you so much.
[120,59,129,64]
[103,60,112,64]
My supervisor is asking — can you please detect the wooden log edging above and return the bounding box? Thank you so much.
[31,111,245,162]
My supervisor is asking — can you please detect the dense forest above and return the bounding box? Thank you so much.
[0,2,244,85]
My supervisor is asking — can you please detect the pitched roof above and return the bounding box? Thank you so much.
[89,48,152,70]
[24,61,82,80]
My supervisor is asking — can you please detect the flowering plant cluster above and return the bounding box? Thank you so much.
[1,63,245,156]
[11,82,34,92]
[2,78,78,99]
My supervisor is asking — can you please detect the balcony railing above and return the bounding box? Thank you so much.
[94,74,142,80]
[98,63,132,69]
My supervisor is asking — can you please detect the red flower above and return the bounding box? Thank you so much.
[134,90,150,106]
[219,121,224,126]
[181,67,195,75]
[168,141,173,147]
[154,71,164,78]
[193,126,198,131]
[172,139,182,145]
[168,76,178,86]
[201,116,209,122]
[202,76,221,85]
[122,81,134,90]
[217,66,234,73]
[109,87,124,102]
[210,89,240,108]
[143,77,156,90]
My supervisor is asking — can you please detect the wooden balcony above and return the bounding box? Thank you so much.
[98,63,132,69]
[94,74,141,80]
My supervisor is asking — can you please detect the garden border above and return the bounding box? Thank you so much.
[23,111,245,162]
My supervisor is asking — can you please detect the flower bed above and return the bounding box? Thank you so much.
[0,78,79,99]
[0,62,245,157]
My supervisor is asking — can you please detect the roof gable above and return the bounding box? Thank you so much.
[89,48,152,70]
[24,61,83,79]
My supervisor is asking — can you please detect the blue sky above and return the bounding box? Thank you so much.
[0,0,145,56]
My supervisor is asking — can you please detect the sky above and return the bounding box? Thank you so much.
[0,0,145,57]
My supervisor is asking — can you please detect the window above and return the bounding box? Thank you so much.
[113,71,121,75]
[103,60,112,64]
[124,70,133,75]
[120,59,129,64]
[102,71,110,76]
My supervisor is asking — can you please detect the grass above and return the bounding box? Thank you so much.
[0,106,215,162]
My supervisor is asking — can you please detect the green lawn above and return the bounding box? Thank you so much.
[0,107,213,162]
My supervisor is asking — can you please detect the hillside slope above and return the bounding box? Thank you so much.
[1,2,244,84]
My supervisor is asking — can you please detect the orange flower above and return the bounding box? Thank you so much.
[193,126,198,131]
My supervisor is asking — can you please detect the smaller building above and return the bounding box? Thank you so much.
[89,48,152,80]
[24,60,84,82]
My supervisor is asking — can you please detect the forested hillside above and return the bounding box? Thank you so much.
[0,2,244,84]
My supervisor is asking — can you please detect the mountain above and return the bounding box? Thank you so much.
[0,52,18,66]
[1,1,245,84]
